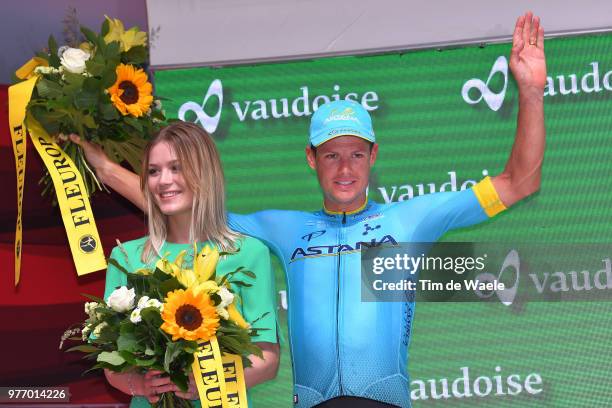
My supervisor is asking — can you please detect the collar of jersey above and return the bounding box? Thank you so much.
[323,199,368,216]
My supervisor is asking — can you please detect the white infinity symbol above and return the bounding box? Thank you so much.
[178,79,223,134]
[461,56,508,112]
[474,249,520,306]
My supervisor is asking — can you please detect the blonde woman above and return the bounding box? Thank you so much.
[99,122,279,406]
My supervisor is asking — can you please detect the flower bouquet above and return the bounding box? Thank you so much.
[63,245,264,408]
[15,16,166,196]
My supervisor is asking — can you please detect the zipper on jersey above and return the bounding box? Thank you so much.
[336,212,347,395]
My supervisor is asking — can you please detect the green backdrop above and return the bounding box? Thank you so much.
[155,32,612,407]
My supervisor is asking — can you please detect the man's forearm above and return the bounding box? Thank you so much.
[492,87,545,207]
[97,161,146,211]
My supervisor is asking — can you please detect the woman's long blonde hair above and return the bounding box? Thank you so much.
[141,121,239,262]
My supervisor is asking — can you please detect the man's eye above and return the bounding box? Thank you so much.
[326,154,337,159]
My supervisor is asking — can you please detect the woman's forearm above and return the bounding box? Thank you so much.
[244,342,280,388]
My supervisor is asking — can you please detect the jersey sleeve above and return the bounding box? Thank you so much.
[228,210,291,261]
[103,246,129,301]
[399,177,506,242]
[234,237,278,344]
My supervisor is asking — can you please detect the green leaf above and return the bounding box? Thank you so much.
[81,113,98,129]
[100,68,117,88]
[85,58,105,76]
[239,269,256,279]
[229,281,252,288]
[80,26,99,45]
[163,341,182,372]
[158,278,182,296]
[74,90,99,110]
[118,350,137,365]
[141,308,162,326]
[117,332,138,352]
[169,372,189,392]
[124,116,143,131]
[107,258,131,276]
[100,103,120,120]
[48,35,60,66]
[145,348,156,356]
[97,351,125,366]
[134,357,157,367]
[66,344,99,353]
[36,79,62,98]
[63,73,86,95]
[101,19,110,37]
[80,293,107,304]
[104,41,121,59]
[35,51,50,62]
[123,46,148,65]
[83,77,102,91]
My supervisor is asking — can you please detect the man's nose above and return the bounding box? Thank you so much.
[338,157,351,174]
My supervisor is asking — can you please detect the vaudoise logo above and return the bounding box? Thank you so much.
[463,55,612,111]
[462,56,509,112]
[178,79,224,134]
[178,80,380,134]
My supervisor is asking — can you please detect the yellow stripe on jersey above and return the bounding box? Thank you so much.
[472,176,507,218]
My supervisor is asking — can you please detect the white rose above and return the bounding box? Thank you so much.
[137,296,150,309]
[60,47,90,74]
[218,286,234,308]
[130,308,142,324]
[107,287,135,312]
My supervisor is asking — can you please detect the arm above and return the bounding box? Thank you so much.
[245,342,280,387]
[175,342,280,400]
[69,134,145,210]
[491,12,547,207]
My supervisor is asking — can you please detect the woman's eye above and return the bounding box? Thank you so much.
[171,165,181,172]
[148,168,158,175]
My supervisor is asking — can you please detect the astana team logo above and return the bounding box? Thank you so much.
[462,56,509,111]
[178,79,224,134]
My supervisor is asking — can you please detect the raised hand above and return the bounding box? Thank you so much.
[510,12,547,92]
[69,134,112,174]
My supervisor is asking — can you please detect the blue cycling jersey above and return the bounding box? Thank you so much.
[228,178,503,408]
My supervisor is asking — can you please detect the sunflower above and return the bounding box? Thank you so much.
[161,288,219,341]
[108,64,153,117]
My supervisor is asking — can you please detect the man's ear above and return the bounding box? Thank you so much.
[369,143,379,166]
[306,146,317,170]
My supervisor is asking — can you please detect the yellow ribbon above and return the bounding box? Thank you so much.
[15,57,49,80]
[192,336,248,408]
[8,77,106,286]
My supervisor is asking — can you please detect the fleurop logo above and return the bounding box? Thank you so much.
[462,56,509,111]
